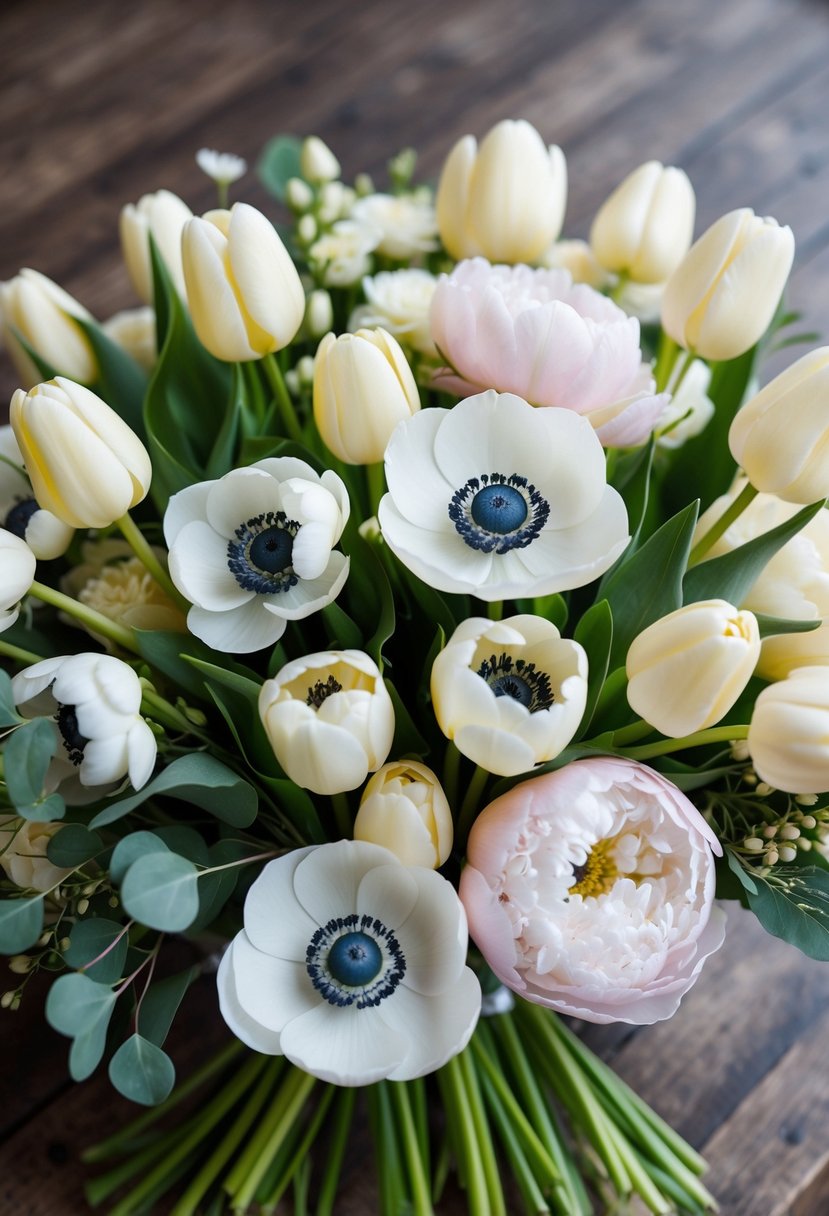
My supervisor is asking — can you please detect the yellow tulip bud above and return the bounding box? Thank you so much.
[182,203,305,362]
[748,667,829,793]
[354,761,453,868]
[10,378,152,529]
[119,189,192,304]
[313,328,420,464]
[661,208,794,360]
[436,119,567,264]
[626,600,760,737]
[590,161,695,285]
[729,348,829,504]
[0,269,96,387]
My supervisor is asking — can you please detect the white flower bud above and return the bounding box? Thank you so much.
[354,761,453,868]
[286,177,314,211]
[305,289,333,338]
[300,136,341,184]
[297,214,318,244]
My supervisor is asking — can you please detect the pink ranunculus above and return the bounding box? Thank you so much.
[460,757,725,1025]
[430,259,668,447]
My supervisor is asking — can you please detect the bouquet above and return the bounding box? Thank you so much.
[1,118,827,1215]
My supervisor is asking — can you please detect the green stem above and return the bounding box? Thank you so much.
[29,579,138,652]
[0,638,43,666]
[486,600,503,621]
[315,1087,356,1216]
[687,480,758,567]
[438,1055,492,1216]
[389,1083,435,1216]
[366,461,386,518]
[116,510,187,610]
[370,1082,406,1215]
[624,723,749,761]
[262,352,304,443]
[653,332,680,393]
[139,686,197,736]
[331,792,352,838]
[611,718,656,747]
[669,347,696,395]
[458,765,491,843]
[84,1123,193,1207]
[459,1048,506,1216]
[259,1086,335,1213]
[476,1069,551,1215]
[229,1067,317,1211]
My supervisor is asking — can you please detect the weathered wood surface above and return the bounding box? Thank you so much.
[2,0,829,1211]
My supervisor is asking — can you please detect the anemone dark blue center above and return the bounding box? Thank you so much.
[476,652,555,713]
[249,526,293,574]
[491,674,534,706]
[4,497,39,540]
[327,932,383,986]
[56,703,88,766]
[470,484,528,534]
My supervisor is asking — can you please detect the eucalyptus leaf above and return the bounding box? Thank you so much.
[46,972,117,1037]
[120,852,200,931]
[46,824,102,867]
[746,865,829,960]
[69,1015,111,1082]
[4,718,57,810]
[15,793,65,823]
[109,832,171,884]
[257,134,303,200]
[89,753,258,829]
[725,847,758,895]
[138,966,199,1048]
[0,895,44,952]
[154,825,209,867]
[64,918,128,984]
[109,1034,176,1106]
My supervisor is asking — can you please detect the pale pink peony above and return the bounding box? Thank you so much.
[430,259,667,447]
[460,757,725,1024]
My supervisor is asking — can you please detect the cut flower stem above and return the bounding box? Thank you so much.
[116,510,188,610]
[29,579,138,653]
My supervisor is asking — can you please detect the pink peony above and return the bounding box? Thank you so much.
[460,757,725,1024]
[430,259,667,447]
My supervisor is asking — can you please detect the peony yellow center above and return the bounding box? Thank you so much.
[568,838,618,899]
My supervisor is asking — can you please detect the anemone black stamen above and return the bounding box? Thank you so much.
[476,651,555,712]
[4,497,39,540]
[56,703,88,766]
[306,676,343,708]
[227,510,301,594]
[449,472,549,553]
[305,912,407,1009]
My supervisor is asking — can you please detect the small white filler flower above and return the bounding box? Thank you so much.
[195,148,248,186]
[218,840,481,1085]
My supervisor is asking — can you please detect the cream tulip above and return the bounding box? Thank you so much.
[0,529,36,633]
[354,761,453,868]
[182,203,305,362]
[259,650,395,795]
[313,328,420,464]
[590,161,695,285]
[119,189,192,304]
[0,269,96,387]
[10,378,152,529]
[661,208,794,360]
[626,600,760,737]
[748,667,829,792]
[729,348,829,504]
[436,120,567,264]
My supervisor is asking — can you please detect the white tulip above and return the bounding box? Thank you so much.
[748,667,829,793]
[119,189,192,304]
[590,161,695,285]
[354,761,453,868]
[0,269,95,387]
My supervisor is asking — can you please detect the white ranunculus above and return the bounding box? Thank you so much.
[218,840,481,1084]
[379,391,629,601]
[309,221,379,288]
[259,650,394,795]
[431,615,588,777]
[349,194,438,261]
[354,761,453,868]
[0,528,36,633]
[0,426,73,560]
[11,653,157,802]
[61,538,186,646]
[164,458,349,654]
[0,817,72,893]
[349,269,438,356]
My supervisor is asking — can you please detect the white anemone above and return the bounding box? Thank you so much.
[0,425,74,560]
[379,391,629,601]
[11,653,157,802]
[218,840,481,1085]
[0,528,36,633]
[164,458,350,654]
[431,615,588,776]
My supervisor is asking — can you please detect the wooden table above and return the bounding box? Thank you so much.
[2,0,829,1212]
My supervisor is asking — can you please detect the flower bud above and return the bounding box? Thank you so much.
[182,203,305,362]
[354,760,453,868]
[729,348,829,504]
[0,269,96,387]
[305,289,333,337]
[313,328,420,464]
[436,120,567,264]
[10,378,152,529]
[626,600,761,737]
[286,177,314,211]
[590,161,695,285]
[119,189,192,304]
[0,529,36,632]
[300,136,341,184]
[0,817,72,892]
[259,650,395,795]
[297,214,318,244]
[661,209,794,360]
[748,666,829,793]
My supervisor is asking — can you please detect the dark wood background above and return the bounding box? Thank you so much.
[3,0,829,1212]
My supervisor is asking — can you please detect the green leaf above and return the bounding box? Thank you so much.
[611,438,654,546]
[0,671,22,727]
[120,853,200,931]
[746,865,829,960]
[110,832,171,884]
[602,502,699,669]
[76,317,149,440]
[89,753,258,829]
[725,847,758,895]
[63,918,128,983]
[683,500,826,608]
[257,134,303,200]
[385,678,429,758]
[46,824,102,867]
[46,972,117,1037]
[69,1016,111,1082]
[320,602,364,650]
[138,966,198,1048]
[8,327,58,381]
[756,614,822,639]
[182,656,262,702]
[154,825,209,867]
[109,1034,175,1106]
[205,361,244,479]
[190,838,247,933]
[135,628,230,701]
[573,599,613,739]
[4,718,58,811]
[0,896,43,952]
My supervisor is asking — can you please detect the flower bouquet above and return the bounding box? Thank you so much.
[1,119,828,1215]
